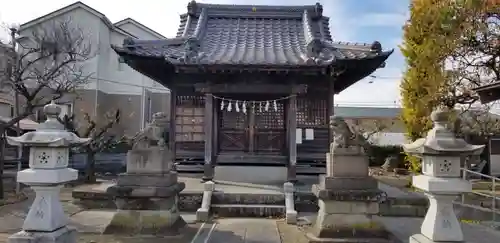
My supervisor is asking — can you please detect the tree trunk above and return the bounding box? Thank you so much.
[84,152,97,183]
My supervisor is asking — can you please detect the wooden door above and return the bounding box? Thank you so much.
[253,102,286,154]
[218,101,286,154]
[219,107,249,152]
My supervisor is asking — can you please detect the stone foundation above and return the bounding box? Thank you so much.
[105,170,186,235]
[318,176,378,191]
[308,186,390,243]
[104,209,186,235]
[8,226,76,243]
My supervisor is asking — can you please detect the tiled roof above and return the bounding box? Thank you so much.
[113,1,392,66]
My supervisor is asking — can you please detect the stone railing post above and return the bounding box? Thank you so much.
[403,107,484,243]
[5,101,90,243]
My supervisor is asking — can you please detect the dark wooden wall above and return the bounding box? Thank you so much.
[171,74,332,164]
[296,92,330,161]
[175,94,205,158]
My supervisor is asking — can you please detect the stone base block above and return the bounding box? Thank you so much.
[312,186,386,203]
[327,151,369,178]
[306,233,392,243]
[107,182,185,200]
[8,226,76,243]
[318,200,379,215]
[115,195,180,211]
[409,234,464,243]
[319,176,378,191]
[309,200,391,243]
[313,213,389,238]
[104,209,186,236]
[116,172,178,187]
[126,148,173,174]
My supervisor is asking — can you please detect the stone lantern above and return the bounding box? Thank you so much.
[5,101,90,243]
[403,107,484,243]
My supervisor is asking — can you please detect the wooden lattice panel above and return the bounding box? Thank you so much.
[297,97,328,127]
[254,102,285,129]
[220,109,247,130]
[175,95,205,142]
[176,95,205,107]
[254,101,285,153]
[219,105,248,151]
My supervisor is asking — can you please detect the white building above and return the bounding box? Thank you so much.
[17,2,170,136]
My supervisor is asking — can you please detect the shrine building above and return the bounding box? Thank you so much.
[113,1,393,182]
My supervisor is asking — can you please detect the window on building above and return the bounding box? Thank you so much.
[40,40,58,61]
[0,102,11,118]
[36,109,46,123]
[118,56,125,71]
[148,97,152,122]
[10,105,14,117]
[143,97,152,127]
[59,103,73,119]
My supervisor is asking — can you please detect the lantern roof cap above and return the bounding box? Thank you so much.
[5,101,91,147]
[403,107,484,156]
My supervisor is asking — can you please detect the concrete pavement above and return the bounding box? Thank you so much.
[2,204,500,243]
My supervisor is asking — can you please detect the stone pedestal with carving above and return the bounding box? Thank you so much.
[404,107,484,243]
[5,101,90,243]
[307,117,389,242]
[308,148,389,242]
[105,112,185,235]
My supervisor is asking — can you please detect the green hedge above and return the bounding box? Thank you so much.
[367,145,405,167]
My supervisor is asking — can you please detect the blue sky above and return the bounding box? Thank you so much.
[0,0,410,106]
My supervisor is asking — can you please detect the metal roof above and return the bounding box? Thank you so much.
[113,1,392,66]
[335,106,401,118]
[335,106,500,121]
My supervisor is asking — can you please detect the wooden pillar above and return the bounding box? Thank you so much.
[287,95,297,183]
[169,89,177,162]
[203,93,214,181]
[327,81,334,145]
[212,98,219,161]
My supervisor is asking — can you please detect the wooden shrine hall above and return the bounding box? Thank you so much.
[113,1,393,182]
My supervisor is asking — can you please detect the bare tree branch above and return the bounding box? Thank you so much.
[60,109,125,183]
[437,1,500,136]
[0,18,94,132]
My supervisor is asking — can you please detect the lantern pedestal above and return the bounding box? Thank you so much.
[8,183,78,243]
[5,101,90,243]
[8,226,77,243]
[402,107,484,243]
[409,175,471,243]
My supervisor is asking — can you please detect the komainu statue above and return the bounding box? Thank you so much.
[131,112,169,149]
[330,116,369,150]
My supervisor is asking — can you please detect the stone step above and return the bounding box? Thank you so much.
[211,204,286,218]
[212,192,285,205]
